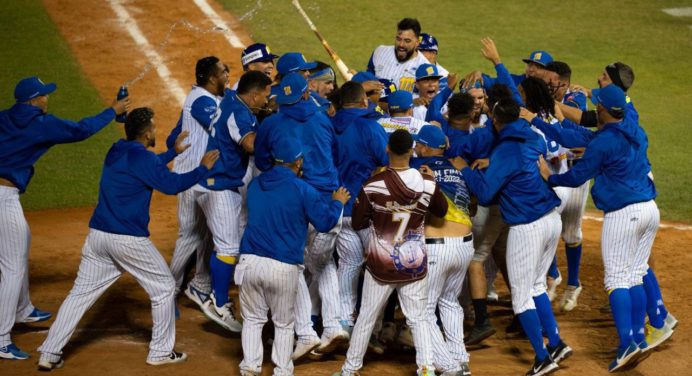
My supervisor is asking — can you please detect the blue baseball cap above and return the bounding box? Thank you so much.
[416,64,442,81]
[276,72,308,105]
[272,137,303,164]
[276,52,317,75]
[522,50,553,67]
[378,79,397,102]
[592,84,626,113]
[241,43,279,67]
[387,90,413,112]
[14,76,56,103]
[418,33,439,52]
[414,124,447,149]
[351,71,378,83]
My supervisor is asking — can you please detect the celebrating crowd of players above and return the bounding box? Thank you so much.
[0,16,678,376]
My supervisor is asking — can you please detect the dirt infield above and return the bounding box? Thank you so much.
[1,1,690,375]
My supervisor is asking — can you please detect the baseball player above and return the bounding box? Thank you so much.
[0,76,129,360]
[334,129,448,376]
[378,90,426,135]
[350,71,387,118]
[231,43,279,90]
[412,64,444,121]
[460,98,572,376]
[200,70,273,333]
[166,57,228,317]
[276,52,317,80]
[367,18,431,92]
[332,81,389,329]
[410,125,474,376]
[37,107,219,370]
[417,33,449,91]
[236,136,348,376]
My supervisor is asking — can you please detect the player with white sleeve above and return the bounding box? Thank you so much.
[378,90,427,135]
[412,64,444,121]
[236,137,347,376]
[417,33,449,91]
[367,18,430,92]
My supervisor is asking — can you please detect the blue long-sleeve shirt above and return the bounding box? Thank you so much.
[332,107,389,215]
[240,166,343,265]
[547,121,656,213]
[461,119,560,225]
[445,123,497,163]
[0,103,115,193]
[89,140,208,237]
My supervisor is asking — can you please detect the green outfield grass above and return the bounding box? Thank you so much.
[221,0,692,221]
[0,0,118,210]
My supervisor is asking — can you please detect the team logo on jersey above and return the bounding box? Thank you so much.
[283,86,292,95]
[391,231,426,277]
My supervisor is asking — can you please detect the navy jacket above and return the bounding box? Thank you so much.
[0,103,115,192]
[240,166,343,265]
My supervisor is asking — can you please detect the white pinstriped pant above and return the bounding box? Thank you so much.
[0,187,35,347]
[38,229,176,362]
[341,270,433,375]
[336,217,366,326]
[506,210,562,314]
[602,200,659,290]
[169,189,212,295]
[196,188,242,257]
[426,236,474,371]
[236,254,300,376]
[560,181,590,244]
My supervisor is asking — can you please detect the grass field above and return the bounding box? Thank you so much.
[221,0,692,221]
[0,0,118,210]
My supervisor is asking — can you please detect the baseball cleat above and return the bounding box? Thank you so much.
[560,284,582,312]
[547,340,573,364]
[644,322,674,351]
[306,349,324,360]
[202,293,242,333]
[459,362,472,376]
[465,320,496,345]
[292,336,321,361]
[0,343,30,360]
[397,324,415,348]
[184,284,210,310]
[664,313,678,330]
[525,356,558,376]
[19,308,52,323]
[316,329,350,354]
[379,321,397,344]
[487,284,499,302]
[37,357,64,371]
[146,351,187,366]
[608,342,640,372]
[367,334,386,355]
[546,272,562,302]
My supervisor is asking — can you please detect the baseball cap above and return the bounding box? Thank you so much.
[387,90,413,112]
[241,43,279,67]
[351,71,378,83]
[14,76,56,103]
[276,52,317,75]
[592,84,626,113]
[275,72,308,105]
[415,64,442,81]
[414,124,446,149]
[378,79,397,103]
[272,137,303,164]
[522,50,553,67]
[418,33,439,52]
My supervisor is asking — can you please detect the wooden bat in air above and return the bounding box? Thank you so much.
[291,0,353,81]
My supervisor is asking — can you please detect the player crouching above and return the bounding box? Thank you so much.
[236,137,349,376]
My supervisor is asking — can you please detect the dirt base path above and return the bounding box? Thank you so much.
[1,1,691,375]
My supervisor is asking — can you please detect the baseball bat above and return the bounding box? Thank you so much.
[291,0,353,81]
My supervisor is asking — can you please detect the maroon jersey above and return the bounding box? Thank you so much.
[352,167,447,284]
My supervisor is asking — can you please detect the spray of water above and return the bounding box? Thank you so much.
[238,0,263,21]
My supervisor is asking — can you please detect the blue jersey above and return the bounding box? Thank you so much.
[332,107,389,215]
[444,123,496,163]
[482,71,526,92]
[547,121,656,213]
[462,119,560,225]
[89,140,208,237]
[410,156,472,226]
[310,91,331,113]
[0,103,115,193]
[255,99,340,192]
[201,94,256,190]
[240,166,343,265]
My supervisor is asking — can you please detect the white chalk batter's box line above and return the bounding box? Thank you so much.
[583,215,692,231]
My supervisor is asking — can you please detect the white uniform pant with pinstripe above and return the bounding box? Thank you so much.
[336,217,367,326]
[560,181,590,244]
[426,236,474,371]
[169,189,212,295]
[0,187,35,347]
[38,229,176,362]
[507,210,562,314]
[236,254,300,376]
[341,270,433,375]
[602,200,659,290]
[196,188,242,257]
